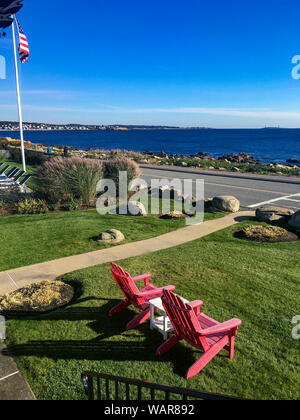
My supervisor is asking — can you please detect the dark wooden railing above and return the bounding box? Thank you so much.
[81,372,239,401]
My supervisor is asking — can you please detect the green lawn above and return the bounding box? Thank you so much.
[0,208,222,271]
[5,220,300,400]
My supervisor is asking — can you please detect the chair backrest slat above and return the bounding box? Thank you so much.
[162,290,205,348]
[6,167,17,178]
[111,263,141,305]
[13,171,25,182]
[0,165,10,176]
[18,174,32,186]
[9,168,20,178]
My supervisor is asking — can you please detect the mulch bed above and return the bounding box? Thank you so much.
[160,211,189,220]
[234,225,298,243]
[0,281,74,315]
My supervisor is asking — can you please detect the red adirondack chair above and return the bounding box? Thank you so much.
[109,263,176,331]
[156,290,242,379]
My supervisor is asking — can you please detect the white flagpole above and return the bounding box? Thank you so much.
[11,15,26,172]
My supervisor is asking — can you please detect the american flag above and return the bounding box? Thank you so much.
[15,17,29,63]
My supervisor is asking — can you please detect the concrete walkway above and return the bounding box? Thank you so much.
[0,211,254,296]
[0,340,35,400]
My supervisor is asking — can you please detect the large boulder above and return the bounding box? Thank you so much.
[218,153,257,165]
[98,229,125,243]
[256,206,294,223]
[118,201,147,216]
[289,210,300,229]
[212,196,240,213]
[129,201,147,216]
[181,194,196,203]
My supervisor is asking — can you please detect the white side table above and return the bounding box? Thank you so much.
[149,296,189,341]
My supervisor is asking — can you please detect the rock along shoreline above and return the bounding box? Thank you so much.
[1,136,300,177]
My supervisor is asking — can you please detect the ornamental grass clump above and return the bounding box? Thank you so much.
[103,158,141,194]
[36,156,103,206]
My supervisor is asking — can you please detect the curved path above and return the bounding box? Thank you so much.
[0,211,254,296]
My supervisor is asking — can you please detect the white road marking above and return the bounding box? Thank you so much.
[5,272,18,289]
[284,198,300,203]
[248,193,300,208]
[0,371,19,382]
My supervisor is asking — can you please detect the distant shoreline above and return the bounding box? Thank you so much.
[2,127,300,132]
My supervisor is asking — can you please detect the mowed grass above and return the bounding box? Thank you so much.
[0,208,222,271]
[5,220,300,400]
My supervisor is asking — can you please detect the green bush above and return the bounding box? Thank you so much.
[15,199,49,215]
[61,193,82,212]
[0,150,10,161]
[36,156,103,206]
[103,158,140,194]
[8,147,49,166]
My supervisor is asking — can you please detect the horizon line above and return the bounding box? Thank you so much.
[1,121,300,130]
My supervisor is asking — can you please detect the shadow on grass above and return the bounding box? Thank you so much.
[234,215,256,223]
[4,297,202,378]
[7,340,198,379]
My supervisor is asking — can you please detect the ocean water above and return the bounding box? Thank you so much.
[1,128,300,164]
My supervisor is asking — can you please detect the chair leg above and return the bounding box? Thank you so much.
[229,336,235,360]
[186,339,228,379]
[126,309,150,331]
[109,300,130,317]
[156,334,180,357]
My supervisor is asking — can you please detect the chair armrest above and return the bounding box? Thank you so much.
[138,285,176,298]
[188,300,204,315]
[200,319,242,336]
[132,274,152,286]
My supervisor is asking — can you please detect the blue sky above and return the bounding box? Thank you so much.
[1,0,300,127]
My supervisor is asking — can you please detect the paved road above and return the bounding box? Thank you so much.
[140,165,300,211]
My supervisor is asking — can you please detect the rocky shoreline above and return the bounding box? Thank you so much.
[1,136,300,176]
[144,150,300,169]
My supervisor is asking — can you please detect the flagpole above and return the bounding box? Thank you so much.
[11,14,26,172]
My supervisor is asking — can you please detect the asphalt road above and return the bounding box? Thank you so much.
[140,165,300,211]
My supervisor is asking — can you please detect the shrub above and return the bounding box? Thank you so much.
[0,150,10,160]
[15,198,49,215]
[61,193,82,212]
[36,156,103,206]
[8,147,49,166]
[103,158,140,194]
